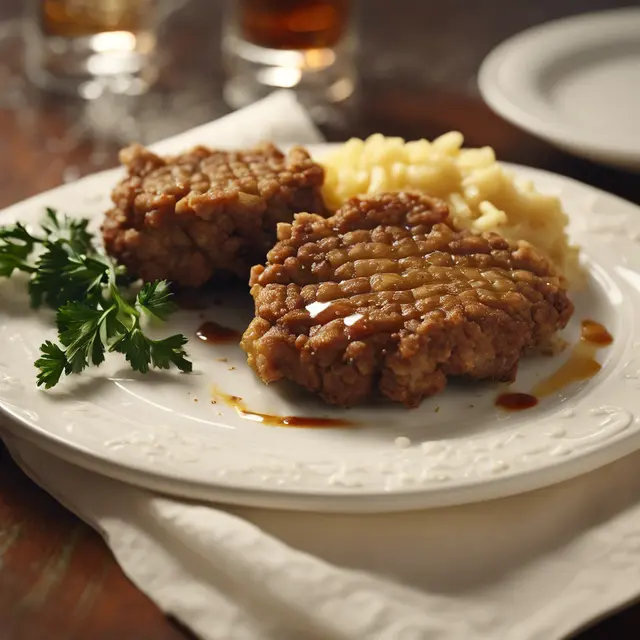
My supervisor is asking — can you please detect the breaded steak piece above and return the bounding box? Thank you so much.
[102,142,326,287]
[241,192,574,407]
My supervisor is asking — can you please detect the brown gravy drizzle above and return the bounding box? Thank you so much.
[495,392,538,411]
[206,321,612,418]
[196,321,241,344]
[212,387,354,428]
[579,319,614,346]
[496,319,613,411]
[532,319,612,397]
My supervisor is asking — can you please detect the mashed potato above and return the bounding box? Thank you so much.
[321,133,581,287]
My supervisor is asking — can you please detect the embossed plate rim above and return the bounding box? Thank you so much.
[1,145,640,512]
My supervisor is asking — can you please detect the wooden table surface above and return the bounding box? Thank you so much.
[1,0,640,638]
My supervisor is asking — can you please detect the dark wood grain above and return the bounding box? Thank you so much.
[1,1,639,638]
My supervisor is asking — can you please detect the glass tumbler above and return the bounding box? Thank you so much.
[24,0,160,98]
[223,0,357,111]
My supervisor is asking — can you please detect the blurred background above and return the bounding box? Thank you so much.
[0,0,636,209]
[1,3,640,638]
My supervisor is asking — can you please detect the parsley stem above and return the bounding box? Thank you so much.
[1,208,192,388]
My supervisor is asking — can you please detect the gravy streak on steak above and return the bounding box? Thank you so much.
[242,192,574,407]
[102,142,326,287]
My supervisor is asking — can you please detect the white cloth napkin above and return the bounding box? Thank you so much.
[4,91,640,640]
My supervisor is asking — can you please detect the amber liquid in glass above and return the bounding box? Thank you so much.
[239,0,349,50]
[224,0,356,110]
[40,0,145,37]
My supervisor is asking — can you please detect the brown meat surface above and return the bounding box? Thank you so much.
[102,142,326,287]
[241,192,574,407]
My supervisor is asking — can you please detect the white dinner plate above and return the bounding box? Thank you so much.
[478,8,640,172]
[2,145,640,513]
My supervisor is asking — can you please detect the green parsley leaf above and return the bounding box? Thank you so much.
[41,207,94,254]
[136,280,177,321]
[35,341,69,389]
[112,328,152,373]
[55,302,110,374]
[29,243,109,309]
[0,223,39,277]
[151,334,192,372]
[0,207,193,388]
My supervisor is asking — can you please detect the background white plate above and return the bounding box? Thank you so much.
[478,8,640,172]
[2,146,640,513]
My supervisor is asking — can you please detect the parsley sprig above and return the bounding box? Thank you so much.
[0,208,192,389]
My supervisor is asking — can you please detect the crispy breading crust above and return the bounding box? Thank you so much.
[102,143,326,287]
[241,192,574,407]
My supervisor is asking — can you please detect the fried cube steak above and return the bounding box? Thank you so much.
[102,143,326,287]
[241,192,574,407]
